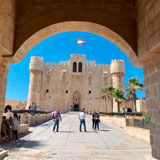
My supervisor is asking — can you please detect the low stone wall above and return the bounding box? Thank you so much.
[3,112,53,127]
[18,124,29,135]
[101,116,150,144]
[19,113,52,126]
[125,127,150,144]
[101,116,126,128]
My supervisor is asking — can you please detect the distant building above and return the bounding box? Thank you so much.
[27,54,125,112]
[5,100,27,111]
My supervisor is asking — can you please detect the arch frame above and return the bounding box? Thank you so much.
[8,21,138,66]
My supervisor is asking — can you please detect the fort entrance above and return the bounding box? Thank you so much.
[73,91,81,111]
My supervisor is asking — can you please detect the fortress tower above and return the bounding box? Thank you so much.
[110,60,125,112]
[27,56,44,108]
[69,54,86,74]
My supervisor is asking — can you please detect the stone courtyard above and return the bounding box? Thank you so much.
[2,112,151,160]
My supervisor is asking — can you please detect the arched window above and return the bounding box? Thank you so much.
[78,62,82,72]
[73,62,77,72]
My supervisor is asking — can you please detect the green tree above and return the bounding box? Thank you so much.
[125,77,143,112]
[113,89,126,112]
[106,86,115,112]
[100,88,108,112]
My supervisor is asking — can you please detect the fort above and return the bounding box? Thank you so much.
[27,54,125,112]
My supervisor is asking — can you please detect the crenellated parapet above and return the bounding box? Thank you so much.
[110,59,125,75]
[29,56,44,72]
[70,54,86,62]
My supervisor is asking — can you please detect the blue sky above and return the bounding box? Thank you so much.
[6,31,145,102]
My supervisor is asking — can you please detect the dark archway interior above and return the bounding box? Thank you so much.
[73,104,80,111]
[4,105,12,113]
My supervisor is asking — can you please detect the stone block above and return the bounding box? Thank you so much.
[155,0,160,15]
[151,72,160,84]
[0,150,8,159]
[18,124,29,135]
[125,127,150,144]
[152,147,158,159]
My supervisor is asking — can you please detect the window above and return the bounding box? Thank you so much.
[46,89,49,93]
[78,62,82,72]
[89,90,91,94]
[66,90,68,93]
[73,62,77,72]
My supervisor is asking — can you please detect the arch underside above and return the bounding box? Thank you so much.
[12,21,137,66]
[4,0,138,66]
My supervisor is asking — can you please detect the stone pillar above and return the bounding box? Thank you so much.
[143,57,160,159]
[0,61,9,135]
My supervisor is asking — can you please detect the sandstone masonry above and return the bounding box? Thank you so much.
[27,54,125,112]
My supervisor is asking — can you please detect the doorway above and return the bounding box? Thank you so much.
[74,104,80,111]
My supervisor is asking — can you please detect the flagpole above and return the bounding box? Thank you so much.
[76,42,78,54]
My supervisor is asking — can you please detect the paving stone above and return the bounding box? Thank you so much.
[3,112,151,160]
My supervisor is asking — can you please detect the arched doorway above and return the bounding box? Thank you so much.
[73,91,81,111]
[4,105,12,113]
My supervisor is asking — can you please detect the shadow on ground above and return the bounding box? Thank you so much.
[2,139,43,151]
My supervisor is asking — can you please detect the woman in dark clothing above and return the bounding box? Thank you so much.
[92,112,96,129]
[94,112,100,130]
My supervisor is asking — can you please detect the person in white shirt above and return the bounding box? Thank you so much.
[78,108,87,132]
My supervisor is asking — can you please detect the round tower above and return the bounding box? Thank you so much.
[110,60,125,89]
[27,56,44,108]
[110,60,125,112]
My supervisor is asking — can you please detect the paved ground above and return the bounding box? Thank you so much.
[2,112,151,160]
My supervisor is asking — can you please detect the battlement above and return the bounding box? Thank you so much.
[70,54,86,58]
[29,56,44,71]
[110,59,125,74]
[86,60,108,68]
[30,56,44,63]
[111,59,124,64]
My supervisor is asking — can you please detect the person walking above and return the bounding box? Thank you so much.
[12,113,20,142]
[94,112,100,131]
[78,108,87,132]
[92,111,96,129]
[53,109,62,132]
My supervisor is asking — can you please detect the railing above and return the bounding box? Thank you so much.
[99,112,143,116]
[12,109,53,114]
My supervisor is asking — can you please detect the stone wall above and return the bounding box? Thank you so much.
[4,112,52,127]
[136,0,160,65]
[27,55,124,113]
[143,57,160,159]
[125,127,150,144]
[101,116,150,144]
[18,113,52,126]
[18,124,29,135]
[5,99,27,110]
[0,0,16,56]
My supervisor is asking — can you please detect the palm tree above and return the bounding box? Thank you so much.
[100,88,108,112]
[125,77,143,112]
[113,89,126,112]
[106,86,115,112]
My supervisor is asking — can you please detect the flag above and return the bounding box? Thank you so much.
[77,39,85,46]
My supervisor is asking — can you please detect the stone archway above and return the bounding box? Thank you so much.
[1,0,160,158]
[11,21,137,65]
